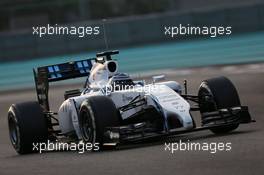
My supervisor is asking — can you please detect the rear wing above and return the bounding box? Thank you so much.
[33,58,95,111]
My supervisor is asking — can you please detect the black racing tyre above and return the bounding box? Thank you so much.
[198,76,240,134]
[79,96,120,150]
[8,101,48,154]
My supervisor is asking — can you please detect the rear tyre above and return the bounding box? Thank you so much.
[198,76,240,134]
[79,96,120,150]
[8,101,48,154]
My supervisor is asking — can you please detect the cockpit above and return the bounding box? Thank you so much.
[108,73,135,91]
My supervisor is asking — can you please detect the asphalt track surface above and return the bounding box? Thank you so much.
[0,63,263,175]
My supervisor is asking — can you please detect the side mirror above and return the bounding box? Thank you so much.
[152,75,165,84]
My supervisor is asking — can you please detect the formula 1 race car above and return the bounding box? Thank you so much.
[8,50,254,154]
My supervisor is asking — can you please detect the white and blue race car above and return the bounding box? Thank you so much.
[8,50,254,154]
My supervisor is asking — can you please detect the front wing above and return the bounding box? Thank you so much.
[103,106,254,144]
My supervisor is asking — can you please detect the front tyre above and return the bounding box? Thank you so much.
[198,76,240,134]
[8,101,48,154]
[79,96,120,150]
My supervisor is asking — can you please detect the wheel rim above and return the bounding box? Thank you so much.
[80,109,94,142]
[8,113,19,146]
[198,83,217,112]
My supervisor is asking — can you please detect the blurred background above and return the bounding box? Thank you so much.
[0,0,264,90]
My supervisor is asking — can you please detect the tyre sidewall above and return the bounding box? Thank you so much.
[7,102,48,154]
